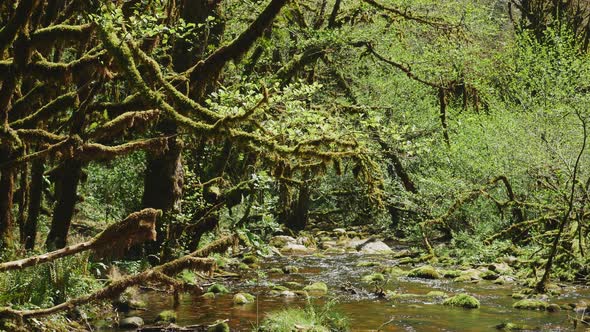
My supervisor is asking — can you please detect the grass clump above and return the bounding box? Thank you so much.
[255,300,348,332]
[443,293,480,309]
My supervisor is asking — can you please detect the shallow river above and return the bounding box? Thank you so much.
[116,253,590,331]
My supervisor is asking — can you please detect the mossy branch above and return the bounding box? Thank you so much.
[0,209,161,272]
[10,92,78,129]
[89,109,162,141]
[361,0,458,30]
[30,24,93,47]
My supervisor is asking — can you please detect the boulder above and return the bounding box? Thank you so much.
[513,299,549,310]
[280,243,315,254]
[233,292,255,305]
[443,294,480,309]
[303,282,328,296]
[156,310,177,323]
[408,265,441,279]
[119,316,144,328]
[358,240,393,254]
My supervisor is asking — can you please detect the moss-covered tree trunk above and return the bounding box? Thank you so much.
[0,150,15,250]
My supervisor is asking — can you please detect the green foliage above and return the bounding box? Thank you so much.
[255,299,348,332]
[0,254,100,308]
[79,152,146,222]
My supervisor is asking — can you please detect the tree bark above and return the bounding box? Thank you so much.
[45,159,82,250]
[0,150,14,250]
[24,157,43,250]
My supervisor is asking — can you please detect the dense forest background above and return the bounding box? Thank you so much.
[1,0,590,330]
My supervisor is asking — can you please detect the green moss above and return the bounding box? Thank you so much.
[397,257,414,265]
[269,268,284,274]
[480,270,499,280]
[381,266,407,276]
[238,263,251,270]
[441,270,462,278]
[511,293,526,300]
[156,310,177,323]
[408,265,441,279]
[443,294,480,309]
[362,273,385,283]
[303,282,328,295]
[272,285,289,291]
[513,299,549,310]
[207,283,229,294]
[242,254,258,265]
[495,322,536,330]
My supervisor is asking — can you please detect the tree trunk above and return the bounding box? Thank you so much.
[285,182,311,232]
[0,152,15,251]
[142,137,184,258]
[24,157,44,250]
[45,159,82,250]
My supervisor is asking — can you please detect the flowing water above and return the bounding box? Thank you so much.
[115,253,590,331]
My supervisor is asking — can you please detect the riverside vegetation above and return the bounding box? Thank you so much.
[1,0,590,331]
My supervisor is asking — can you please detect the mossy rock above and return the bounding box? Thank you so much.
[303,282,328,295]
[441,270,462,278]
[282,265,300,274]
[362,273,385,283]
[129,299,147,309]
[202,292,216,299]
[408,265,441,279]
[207,321,230,332]
[381,266,407,276]
[356,261,382,267]
[269,267,284,274]
[495,322,536,330]
[397,257,414,265]
[156,310,177,323]
[238,263,251,270]
[233,292,255,305]
[511,293,526,300]
[313,253,328,258]
[207,283,229,294]
[547,304,561,312]
[242,254,258,265]
[513,299,549,310]
[480,270,499,280]
[443,294,480,309]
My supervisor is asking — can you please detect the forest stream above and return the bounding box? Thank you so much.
[109,247,590,331]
